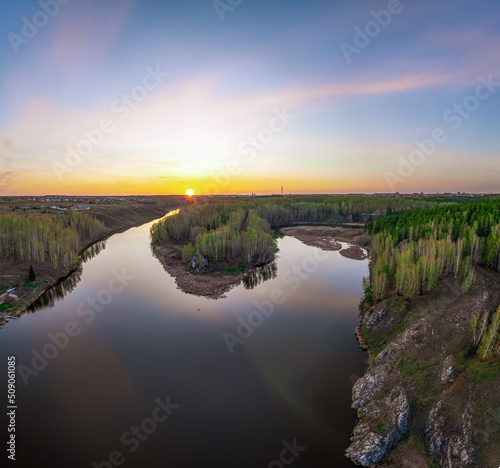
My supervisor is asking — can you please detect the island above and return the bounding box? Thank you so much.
[150,195,430,298]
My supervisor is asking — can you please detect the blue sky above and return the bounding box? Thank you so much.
[1,0,499,195]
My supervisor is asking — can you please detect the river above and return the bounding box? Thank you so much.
[0,213,368,468]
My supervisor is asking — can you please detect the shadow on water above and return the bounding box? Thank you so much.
[27,240,107,312]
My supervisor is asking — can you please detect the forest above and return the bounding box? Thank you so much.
[365,199,500,301]
[0,211,106,269]
[151,195,440,267]
[364,199,500,357]
[152,195,500,358]
[151,200,276,266]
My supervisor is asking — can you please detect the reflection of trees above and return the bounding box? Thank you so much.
[28,240,107,312]
[80,240,107,262]
[243,261,278,289]
[273,228,285,239]
[28,265,83,312]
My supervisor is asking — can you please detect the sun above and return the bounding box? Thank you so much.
[185,188,195,196]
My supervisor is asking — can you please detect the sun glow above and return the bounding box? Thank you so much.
[186,189,195,196]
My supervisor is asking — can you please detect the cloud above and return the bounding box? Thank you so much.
[0,64,488,188]
[0,139,14,154]
[0,171,17,190]
[49,0,134,72]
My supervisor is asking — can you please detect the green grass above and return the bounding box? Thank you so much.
[398,356,438,378]
[222,262,246,274]
[23,278,40,289]
[0,303,13,312]
[464,359,500,381]
[22,275,40,288]
[365,314,406,362]
[387,297,408,314]
[376,422,387,435]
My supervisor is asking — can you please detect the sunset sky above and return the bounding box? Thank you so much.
[1,0,499,195]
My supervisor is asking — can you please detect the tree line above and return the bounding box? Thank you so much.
[365,198,500,359]
[0,212,106,269]
[364,199,500,302]
[151,200,276,266]
[151,195,441,267]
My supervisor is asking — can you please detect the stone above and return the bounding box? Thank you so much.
[425,401,477,467]
[365,307,387,327]
[440,355,455,385]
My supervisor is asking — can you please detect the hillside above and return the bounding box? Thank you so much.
[347,200,500,467]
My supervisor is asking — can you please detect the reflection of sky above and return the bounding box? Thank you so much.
[1,0,500,194]
[222,235,369,445]
[1,222,367,466]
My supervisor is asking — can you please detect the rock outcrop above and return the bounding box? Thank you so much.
[439,355,455,385]
[188,251,208,272]
[425,401,476,467]
[346,377,410,466]
[347,268,500,466]
[346,313,433,465]
[365,306,387,328]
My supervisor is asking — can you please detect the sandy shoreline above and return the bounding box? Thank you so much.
[152,223,370,299]
[280,225,369,260]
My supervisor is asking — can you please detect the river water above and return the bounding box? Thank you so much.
[0,214,368,468]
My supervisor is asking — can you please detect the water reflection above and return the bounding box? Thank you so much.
[28,265,83,311]
[28,240,107,312]
[1,222,368,468]
[243,261,278,289]
[80,239,107,262]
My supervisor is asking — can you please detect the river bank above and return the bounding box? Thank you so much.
[153,243,249,299]
[0,198,183,327]
[280,225,369,260]
[0,207,369,468]
[346,267,500,467]
[152,223,369,299]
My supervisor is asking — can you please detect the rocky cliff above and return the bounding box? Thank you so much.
[346,268,500,467]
